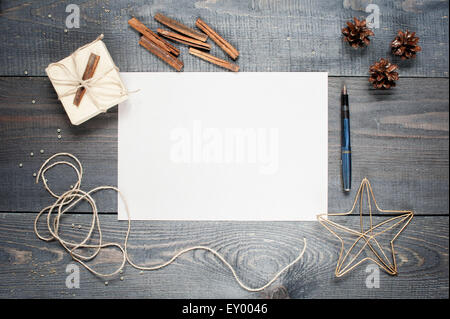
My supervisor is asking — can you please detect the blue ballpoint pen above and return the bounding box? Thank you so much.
[341,85,351,192]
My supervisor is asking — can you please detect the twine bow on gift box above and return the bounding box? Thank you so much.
[46,34,129,112]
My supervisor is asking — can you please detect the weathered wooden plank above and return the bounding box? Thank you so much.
[327,77,449,215]
[0,76,448,214]
[0,76,119,213]
[0,213,447,298]
[0,0,448,76]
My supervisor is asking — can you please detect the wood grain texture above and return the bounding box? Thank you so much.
[0,0,448,76]
[0,0,448,301]
[0,77,448,214]
[0,213,447,298]
[0,77,119,213]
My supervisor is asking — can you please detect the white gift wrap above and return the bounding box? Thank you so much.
[45,35,128,125]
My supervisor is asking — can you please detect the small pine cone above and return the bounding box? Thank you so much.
[369,58,399,89]
[342,17,374,48]
[391,30,421,59]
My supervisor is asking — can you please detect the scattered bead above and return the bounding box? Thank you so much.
[71,224,75,228]
[64,29,68,33]
[33,173,37,177]
[48,14,52,18]
[30,152,34,156]
[58,135,62,139]
[24,70,28,75]
[19,163,23,168]
[57,128,61,133]
[140,271,144,275]
[32,100,36,104]
[104,281,108,286]
[78,225,81,229]
[70,185,74,189]
[120,276,124,281]
[40,149,44,154]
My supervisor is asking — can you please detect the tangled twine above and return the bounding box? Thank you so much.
[34,153,307,292]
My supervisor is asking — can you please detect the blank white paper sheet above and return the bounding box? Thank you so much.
[118,72,327,221]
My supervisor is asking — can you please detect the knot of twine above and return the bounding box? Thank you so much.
[34,153,307,292]
[46,34,129,112]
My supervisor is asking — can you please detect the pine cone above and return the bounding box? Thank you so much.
[391,30,421,59]
[369,58,399,89]
[342,17,374,48]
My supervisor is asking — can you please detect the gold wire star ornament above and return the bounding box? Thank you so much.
[317,178,414,277]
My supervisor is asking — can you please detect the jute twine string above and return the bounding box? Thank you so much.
[34,153,307,292]
[46,34,131,112]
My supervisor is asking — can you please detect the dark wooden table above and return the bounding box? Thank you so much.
[0,0,448,299]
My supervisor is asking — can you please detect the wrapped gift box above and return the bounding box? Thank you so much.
[45,34,128,125]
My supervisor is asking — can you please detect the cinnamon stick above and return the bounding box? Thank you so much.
[157,28,211,51]
[73,53,100,106]
[139,36,183,71]
[128,17,180,57]
[154,13,208,42]
[189,48,239,72]
[195,18,239,60]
